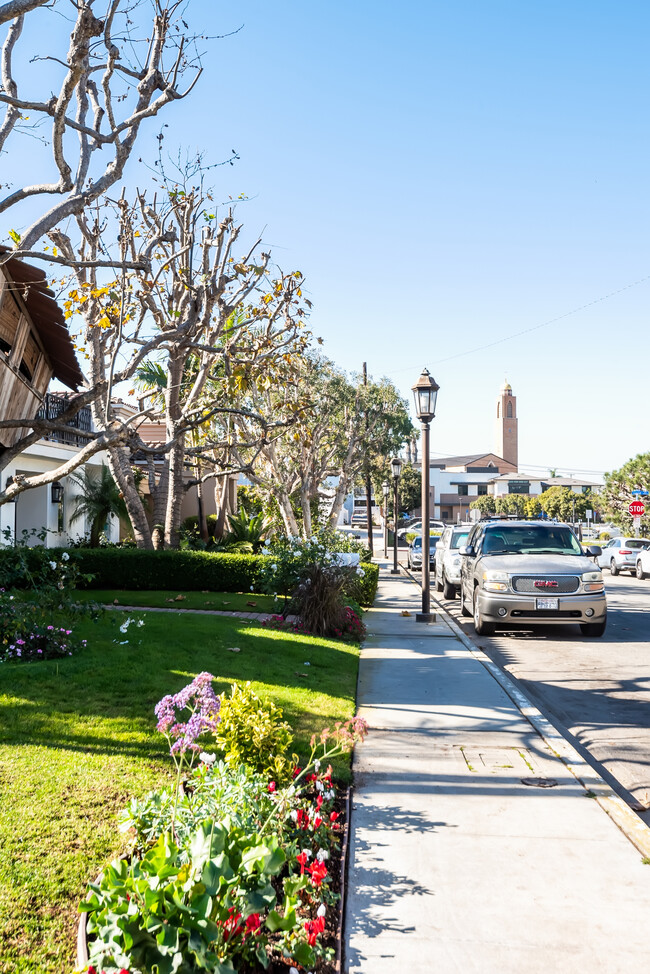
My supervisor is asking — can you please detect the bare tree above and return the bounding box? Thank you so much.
[0,1,216,516]
[0,0,202,249]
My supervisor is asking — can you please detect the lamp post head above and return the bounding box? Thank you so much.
[412,368,440,423]
[382,480,390,499]
[390,456,403,480]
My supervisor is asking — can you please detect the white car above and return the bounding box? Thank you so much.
[434,525,472,598]
[636,547,650,580]
[596,537,650,576]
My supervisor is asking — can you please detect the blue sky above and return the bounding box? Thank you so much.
[4,1,650,479]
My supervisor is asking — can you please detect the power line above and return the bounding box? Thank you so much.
[384,272,650,375]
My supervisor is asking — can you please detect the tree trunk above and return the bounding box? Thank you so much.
[107,447,153,549]
[301,483,313,537]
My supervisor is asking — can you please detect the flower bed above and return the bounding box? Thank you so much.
[78,674,367,973]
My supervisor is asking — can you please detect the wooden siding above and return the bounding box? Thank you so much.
[0,269,53,449]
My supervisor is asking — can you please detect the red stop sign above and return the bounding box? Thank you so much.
[629,500,645,517]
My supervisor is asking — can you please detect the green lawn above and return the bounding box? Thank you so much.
[81,588,287,614]
[0,610,360,974]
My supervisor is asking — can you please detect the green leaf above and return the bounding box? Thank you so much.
[292,940,316,967]
[265,907,297,932]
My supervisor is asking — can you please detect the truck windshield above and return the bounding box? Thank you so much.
[484,525,582,555]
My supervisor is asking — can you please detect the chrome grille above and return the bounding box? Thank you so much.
[512,574,580,594]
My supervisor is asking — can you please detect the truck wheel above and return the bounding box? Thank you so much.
[473,591,495,636]
[435,573,443,592]
[460,584,471,616]
[443,576,456,600]
[580,618,607,637]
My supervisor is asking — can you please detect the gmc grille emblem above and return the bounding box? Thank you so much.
[534,580,558,588]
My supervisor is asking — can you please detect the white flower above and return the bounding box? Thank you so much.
[250,585,254,591]
[137,619,145,627]
[264,539,271,547]
[317,903,327,916]
[356,567,365,577]
[61,552,69,562]
[314,759,321,771]
[290,810,298,822]
[304,661,310,667]
[316,849,329,863]
[49,561,57,570]
[119,618,132,634]
[199,751,216,764]
[301,848,312,859]
[316,780,324,793]
[271,563,277,570]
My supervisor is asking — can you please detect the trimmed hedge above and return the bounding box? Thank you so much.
[67,549,269,594]
[62,548,380,607]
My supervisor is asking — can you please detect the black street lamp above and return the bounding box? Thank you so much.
[412,368,440,622]
[382,480,390,558]
[390,456,403,574]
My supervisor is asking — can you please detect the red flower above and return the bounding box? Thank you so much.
[296,851,309,874]
[330,811,339,822]
[307,860,328,887]
[315,794,323,810]
[268,781,276,793]
[304,914,326,945]
[245,913,262,935]
[296,808,310,830]
[313,814,323,829]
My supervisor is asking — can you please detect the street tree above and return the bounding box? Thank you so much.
[470,495,496,516]
[601,452,650,536]
[537,486,594,522]
[0,0,220,515]
[231,357,413,538]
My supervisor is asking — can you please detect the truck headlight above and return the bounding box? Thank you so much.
[482,570,510,593]
[582,569,604,593]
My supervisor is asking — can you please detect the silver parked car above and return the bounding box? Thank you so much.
[596,537,650,576]
[407,534,438,571]
[434,525,471,599]
[459,520,606,637]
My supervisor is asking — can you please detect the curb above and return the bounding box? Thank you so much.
[400,568,650,860]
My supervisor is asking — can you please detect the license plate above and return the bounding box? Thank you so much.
[536,598,559,610]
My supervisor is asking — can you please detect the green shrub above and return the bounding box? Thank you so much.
[354,562,378,606]
[599,531,611,541]
[66,548,271,592]
[213,682,296,785]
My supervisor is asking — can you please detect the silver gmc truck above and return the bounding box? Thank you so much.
[459,520,606,637]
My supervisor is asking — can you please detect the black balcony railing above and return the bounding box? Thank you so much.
[36,392,93,446]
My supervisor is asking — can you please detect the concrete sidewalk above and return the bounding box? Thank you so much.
[344,566,650,973]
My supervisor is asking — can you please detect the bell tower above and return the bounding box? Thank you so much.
[495,380,518,468]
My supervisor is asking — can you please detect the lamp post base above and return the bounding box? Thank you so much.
[415,612,436,623]
[390,568,400,575]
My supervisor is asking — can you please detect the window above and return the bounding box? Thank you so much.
[457,484,468,496]
[507,401,513,418]
[477,484,488,496]
[508,481,529,494]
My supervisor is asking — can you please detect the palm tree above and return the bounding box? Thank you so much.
[68,465,129,547]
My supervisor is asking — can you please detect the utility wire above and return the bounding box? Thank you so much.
[385,272,650,374]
